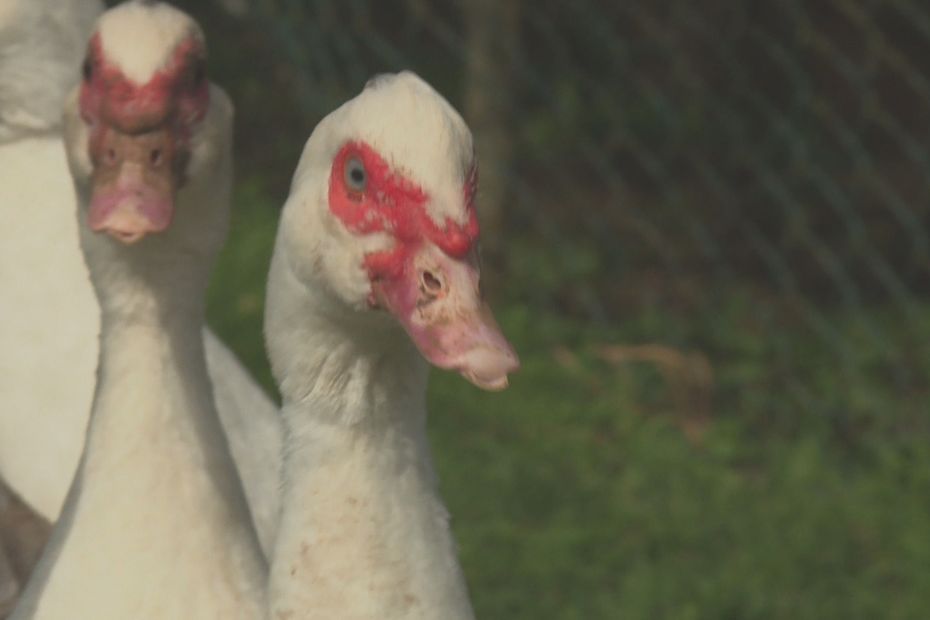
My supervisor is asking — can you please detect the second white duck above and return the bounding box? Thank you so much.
[13,3,266,618]
[0,0,282,556]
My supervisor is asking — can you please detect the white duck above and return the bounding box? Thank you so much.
[265,72,519,619]
[0,0,281,556]
[13,2,267,618]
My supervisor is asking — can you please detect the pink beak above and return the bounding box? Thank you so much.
[372,244,520,391]
[88,126,183,244]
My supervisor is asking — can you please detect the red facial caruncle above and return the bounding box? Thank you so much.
[79,33,210,244]
[328,141,480,284]
[328,141,519,391]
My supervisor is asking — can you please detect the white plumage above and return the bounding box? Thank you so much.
[0,0,282,559]
[12,3,267,618]
[265,71,518,620]
[0,0,98,143]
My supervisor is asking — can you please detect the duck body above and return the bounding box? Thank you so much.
[0,0,281,556]
[13,3,269,617]
[264,72,519,619]
[16,253,267,618]
[266,248,475,619]
[0,135,99,519]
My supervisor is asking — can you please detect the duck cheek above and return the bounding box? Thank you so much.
[370,243,519,391]
[88,126,184,244]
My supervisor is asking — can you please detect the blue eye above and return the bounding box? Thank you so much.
[345,156,367,193]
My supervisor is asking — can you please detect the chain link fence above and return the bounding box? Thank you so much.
[202,0,930,424]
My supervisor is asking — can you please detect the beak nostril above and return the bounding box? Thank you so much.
[422,270,443,293]
[106,148,116,164]
[150,148,162,167]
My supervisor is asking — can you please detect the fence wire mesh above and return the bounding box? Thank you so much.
[207,0,930,424]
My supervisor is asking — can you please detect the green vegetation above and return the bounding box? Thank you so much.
[208,182,930,620]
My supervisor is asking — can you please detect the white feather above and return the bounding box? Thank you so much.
[0,0,99,142]
[0,0,282,563]
[14,54,264,620]
[98,1,201,85]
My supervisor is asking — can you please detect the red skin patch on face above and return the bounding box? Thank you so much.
[328,142,518,389]
[328,141,480,282]
[79,33,209,154]
[78,32,210,242]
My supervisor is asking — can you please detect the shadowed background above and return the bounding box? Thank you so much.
[108,1,930,617]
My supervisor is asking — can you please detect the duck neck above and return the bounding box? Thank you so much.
[86,291,214,474]
[18,237,266,619]
[80,213,227,467]
[266,260,475,620]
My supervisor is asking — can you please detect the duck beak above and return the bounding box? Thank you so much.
[87,126,186,244]
[371,244,520,391]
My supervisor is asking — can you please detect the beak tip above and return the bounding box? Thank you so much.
[104,228,147,245]
[461,370,508,391]
[456,346,520,392]
[88,197,172,245]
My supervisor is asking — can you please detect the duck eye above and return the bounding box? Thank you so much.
[82,58,93,82]
[344,156,367,194]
